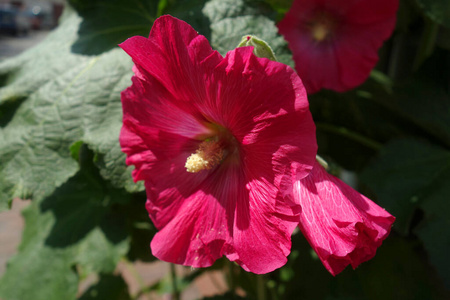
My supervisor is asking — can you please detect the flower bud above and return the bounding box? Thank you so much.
[237,35,277,61]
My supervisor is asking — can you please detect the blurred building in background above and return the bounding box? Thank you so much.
[0,0,64,35]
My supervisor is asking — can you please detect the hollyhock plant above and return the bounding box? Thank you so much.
[293,162,395,275]
[277,0,399,94]
[119,15,317,274]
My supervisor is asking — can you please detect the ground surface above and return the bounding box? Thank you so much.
[0,30,50,60]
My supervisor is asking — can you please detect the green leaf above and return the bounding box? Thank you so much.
[361,139,450,234]
[0,7,144,209]
[69,0,159,55]
[78,274,131,300]
[381,70,450,148]
[0,245,79,300]
[414,171,450,289]
[0,169,130,300]
[163,0,212,38]
[203,0,294,67]
[361,139,450,288]
[278,234,449,300]
[416,0,450,28]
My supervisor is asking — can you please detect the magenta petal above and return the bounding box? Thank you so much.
[150,163,298,274]
[293,162,395,275]
[207,47,317,181]
[119,16,221,107]
[277,0,398,93]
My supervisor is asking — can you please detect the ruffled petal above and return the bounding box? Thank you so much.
[120,16,221,104]
[149,164,240,268]
[293,162,395,275]
[227,164,300,274]
[150,161,299,274]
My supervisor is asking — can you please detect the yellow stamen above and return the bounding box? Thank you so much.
[312,24,329,41]
[185,140,224,173]
[309,13,336,42]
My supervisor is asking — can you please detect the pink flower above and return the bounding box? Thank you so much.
[277,0,398,94]
[293,162,395,275]
[119,15,317,274]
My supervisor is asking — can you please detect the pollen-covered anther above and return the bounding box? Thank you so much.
[185,140,224,173]
[309,13,336,42]
[312,24,329,41]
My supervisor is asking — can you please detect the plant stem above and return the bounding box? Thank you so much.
[170,264,180,300]
[256,275,267,300]
[315,122,382,151]
[226,260,236,294]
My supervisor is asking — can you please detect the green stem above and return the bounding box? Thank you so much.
[413,17,439,71]
[226,260,236,294]
[170,264,180,300]
[256,275,267,300]
[315,122,382,151]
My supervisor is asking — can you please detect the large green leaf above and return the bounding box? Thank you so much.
[361,139,450,234]
[0,169,129,300]
[383,75,450,148]
[69,0,159,55]
[0,7,143,209]
[361,139,450,288]
[203,0,294,67]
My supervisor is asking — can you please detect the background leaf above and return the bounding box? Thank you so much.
[78,274,131,300]
[0,7,143,209]
[361,139,450,288]
[415,0,450,28]
[69,0,159,55]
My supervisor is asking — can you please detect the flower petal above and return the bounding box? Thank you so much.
[120,15,317,274]
[206,47,317,181]
[277,0,398,93]
[119,15,222,107]
[150,163,299,274]
[293,162,395,275]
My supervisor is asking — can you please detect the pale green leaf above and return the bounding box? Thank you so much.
[0,7,143,209]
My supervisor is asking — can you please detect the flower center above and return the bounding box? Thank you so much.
[309,12,336,42]
[185,140,224,173]
[312,24,329,41]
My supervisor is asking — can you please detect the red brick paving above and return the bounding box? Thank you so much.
[0,199,226,299]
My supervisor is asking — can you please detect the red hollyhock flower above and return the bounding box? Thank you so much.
[277,0,398,94]
[293,162,395,275]
[119,15,317,274]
